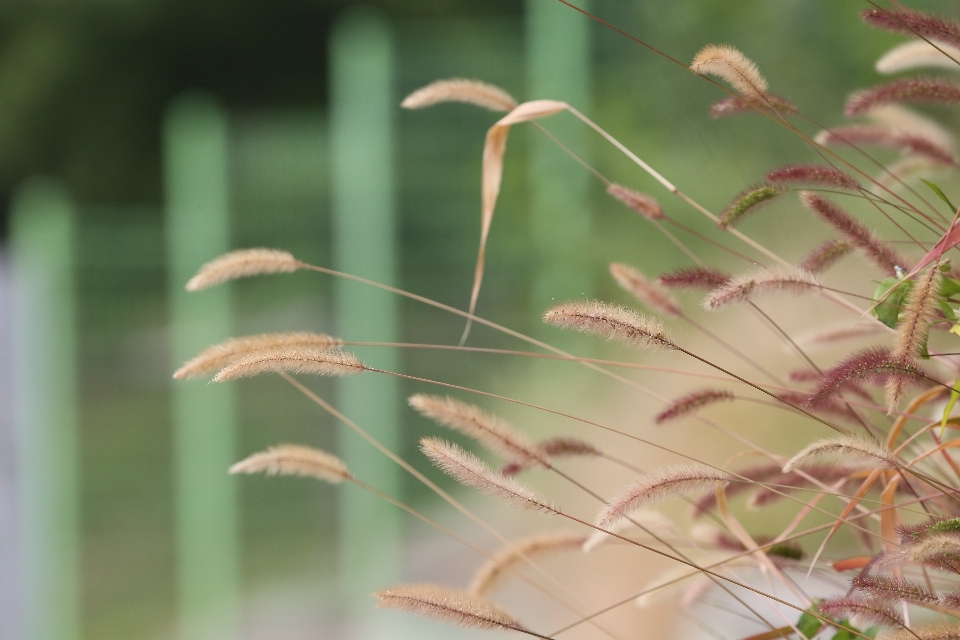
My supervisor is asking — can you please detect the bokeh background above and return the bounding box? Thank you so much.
[1,1,958,639]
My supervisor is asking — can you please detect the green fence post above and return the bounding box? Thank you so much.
[329,8,402,624]
[10,178,81,640]
[164,94,241,640]
[526,0,593,311]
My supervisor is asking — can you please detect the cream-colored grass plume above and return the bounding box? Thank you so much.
[880,533,960,570]
[543,300,677,351]
[420,437,554,512]
[876,40,960,75]
[373,584,524,632]
[582,510,678,553]
[212,346,364,382]
[595,464,730,528]
[691,44,768,101]
[174,332,343,380]
[229,444,350,484]
[401,78,518,112]
[782,435,895,473]
[408,394,542,465]
[868,105,957,151]
[795,322,887,349]
[469,531,585,597]
[887,267,942,412]
[610,263,681,316]
[701,266,820,310]
[185,248,301,291]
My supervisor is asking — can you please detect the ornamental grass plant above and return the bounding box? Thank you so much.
[177,3,960,639]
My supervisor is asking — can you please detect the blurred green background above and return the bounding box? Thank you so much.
[1,1,958,639]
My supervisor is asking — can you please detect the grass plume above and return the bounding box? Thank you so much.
[185,248,301,291]
[229,444,350,484]
[401,78,518,112]
[543,300,677,350]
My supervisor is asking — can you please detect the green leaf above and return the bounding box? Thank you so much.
[942,380,960,436]
[796,609,823,639]
[941,277,960,299]
[871,277,912,328]
[922,178,958,214]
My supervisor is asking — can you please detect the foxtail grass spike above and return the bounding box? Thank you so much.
[818,595,905,629]
[596,464,730,528]
[543,300,677,351]
[718,183,784,229]
[185,248,301,291]
[709,94,797,119]
[654,389,735,424]
[469,532,585,597]
[229,444,350,484]
[408,394,542,464]
[782,435,895,473]
[701,266,819,310]
[691,44,768,101]
[420,437,554,512]
[373,584,525,632]
[401,78,518,112]
[211,346,365,381]
[765,164,859,190]
[174,332,343,380]
[610,263,681,316]
[850,575,937,606]
[800,240,853,274]
[606,183,664,220]
[846,76,960,117]
[808,347,923,408]
[862,7,960,48]
[658,267,731,290]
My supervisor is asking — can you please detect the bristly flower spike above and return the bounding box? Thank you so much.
[606,183,664,220]
[800,240,853,275]
[658,267,731,291]
[766,164,859,191]
[701,266,820,310]
[800,192,906,276]
[174,331,344,380]
[543,300,678,351]
[818,595,905,629]
[469,531,585,597]
[718,183,784,229]
[212,346,365,381]
[850,574,937,606]
[654,389,735,424]
[185,248,302,291]
[373,584,525,632]
[862,7,960,48]
[782,434,895,473]
[807,347,924,408]
[846,76,960,117]
[401,78,518,112]
[709,94,797,119]
[229,444,351,484]
[609,263,681,316]
[691,44,768,101]
[596,464,730,528]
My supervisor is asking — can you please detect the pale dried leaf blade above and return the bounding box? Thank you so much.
[373,584,524,632]
[185,248,301,291]
[401,78,518,112]
[495,99,569,125]
[229,444,350,483]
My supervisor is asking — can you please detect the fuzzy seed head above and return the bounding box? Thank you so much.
[782,435,895,473]
[420,437,553,512]
[799,239,853,275]
[401,79,518,112]
[765,164,859,191]
[818,595,905,629]
[610,263,682,316]
[850,574,937,606]
[701,266,820,310]
[816,124,955,165]
[801,192,907,276]
[893,267,943,362]
[185,248,301,291]
[229,444,350,484]
[846,76,960,117]
[691,44,768,101]
[174,332,344,380]
[596,464,730,528]
[862,7,960,48]
[543,300,677,351]
[606,183,664,220]
[709,94,797,119]
[808,347,923,408]
[373,584,524,632]
[582,510,677,553]
[469,531,585,597]
[212,346,365,382]
[654,389,735,424]
[718,183,784,229]
[658,267,731,291]
[408,394,542,464]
